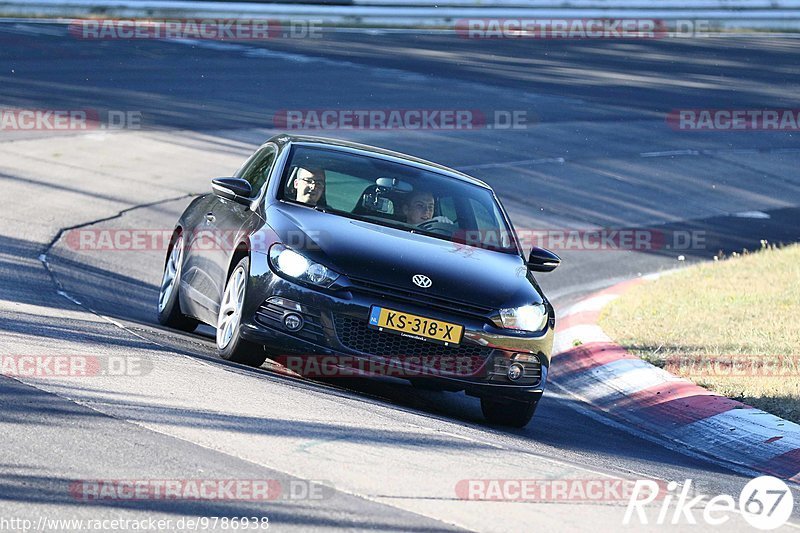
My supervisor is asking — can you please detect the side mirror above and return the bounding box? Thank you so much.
[212,177,252,205]
[527,246,561,272]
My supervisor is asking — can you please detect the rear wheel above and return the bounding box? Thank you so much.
[480,397,538,428]
[216,256,267,367]
[157,233,198,332]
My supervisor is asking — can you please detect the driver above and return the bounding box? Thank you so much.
[402,190,454,226]
[292,167,326,206]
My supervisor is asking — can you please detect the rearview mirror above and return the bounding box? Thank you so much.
[527,247,561,272]
[212,177,252,205]
[376,177,413,193]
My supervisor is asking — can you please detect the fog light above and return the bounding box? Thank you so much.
[284,313,304,332]
[507,363,524,381]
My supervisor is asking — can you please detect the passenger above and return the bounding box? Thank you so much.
[293,167,326,206]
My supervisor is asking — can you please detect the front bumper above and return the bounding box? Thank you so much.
[242,258,552,399]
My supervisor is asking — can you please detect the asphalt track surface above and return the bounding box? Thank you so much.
[1,22,800,531]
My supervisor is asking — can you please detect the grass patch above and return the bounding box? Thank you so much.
[599,243,800,422]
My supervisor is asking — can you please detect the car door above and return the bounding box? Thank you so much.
[181,144,279,323]
[209,144,278,314]
[179,193,229,323]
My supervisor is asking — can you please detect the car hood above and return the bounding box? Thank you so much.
[266,203,543,310]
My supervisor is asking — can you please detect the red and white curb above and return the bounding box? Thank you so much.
[551,276,800,482]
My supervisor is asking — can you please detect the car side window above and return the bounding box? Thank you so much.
[239,145,277,197]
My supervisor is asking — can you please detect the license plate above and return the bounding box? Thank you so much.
[368,306,464,346]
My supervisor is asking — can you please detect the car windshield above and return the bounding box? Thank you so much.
[279,145,518,253]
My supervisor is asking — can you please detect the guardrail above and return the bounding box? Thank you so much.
[2,0,800,29]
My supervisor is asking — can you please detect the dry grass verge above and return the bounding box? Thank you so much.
[600,244,800,422]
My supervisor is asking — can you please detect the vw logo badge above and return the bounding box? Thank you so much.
[412,274,432,288]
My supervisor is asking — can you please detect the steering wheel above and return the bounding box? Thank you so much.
[418,220,456,236]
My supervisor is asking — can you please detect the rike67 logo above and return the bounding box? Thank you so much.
[625,476,794,529]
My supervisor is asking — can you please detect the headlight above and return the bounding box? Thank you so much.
[269,244,340,288]
[494,304,548,332]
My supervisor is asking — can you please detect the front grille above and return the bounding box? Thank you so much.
[347,277,493,320]
[334,315,493,362]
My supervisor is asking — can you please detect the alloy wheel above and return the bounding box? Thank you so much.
[217,265,246,349]
[158,235,183,312]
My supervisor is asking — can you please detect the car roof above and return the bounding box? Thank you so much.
[266,133,491,189]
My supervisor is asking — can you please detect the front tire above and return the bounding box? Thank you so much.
[216,256,267,367]
[157,233,199,332]
[480,397,538,428]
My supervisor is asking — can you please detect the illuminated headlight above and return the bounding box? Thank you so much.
[269,244,340,288]
[494,304,548,332]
